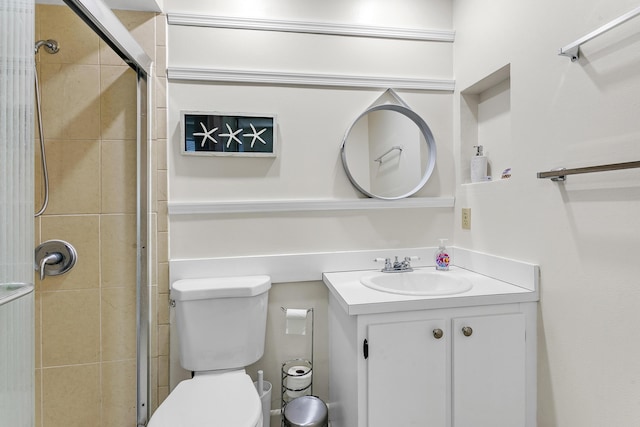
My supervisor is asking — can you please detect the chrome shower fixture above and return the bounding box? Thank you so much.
[34,38,59,217]
[34,240,77,281]
[34,39,59,54]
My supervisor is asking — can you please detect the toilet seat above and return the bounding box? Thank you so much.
[148,370,262,427]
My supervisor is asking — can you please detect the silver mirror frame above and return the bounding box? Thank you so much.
[340,99,437,200]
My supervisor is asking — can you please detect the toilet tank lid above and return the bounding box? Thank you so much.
[172,275,271,301]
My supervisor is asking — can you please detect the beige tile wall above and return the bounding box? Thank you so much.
[34,5,168,427]
[153,9,170,409]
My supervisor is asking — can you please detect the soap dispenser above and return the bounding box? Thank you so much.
[435,239,450,271]
[470,145,488,183]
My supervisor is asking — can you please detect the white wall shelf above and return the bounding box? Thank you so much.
[167,67,455,91]
[168,197,455,215]
[167,13,456,42]
[460,178,511,187]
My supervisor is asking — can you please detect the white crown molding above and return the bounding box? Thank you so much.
[167,67,455,91]
[167,13,455,43]
[168,197,455,215]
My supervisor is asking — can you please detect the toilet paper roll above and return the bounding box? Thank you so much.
[285,309,308,335]
[285,366,312,399]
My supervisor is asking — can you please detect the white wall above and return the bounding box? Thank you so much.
[164,0,455,417]
[166,0,455,259]
[165,0,640,424]
[453,0,640,426]
[163,0,452,29]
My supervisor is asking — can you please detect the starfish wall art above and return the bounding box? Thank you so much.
[181,112,277,157]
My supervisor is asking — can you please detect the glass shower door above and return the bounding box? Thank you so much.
[0,0,36,426]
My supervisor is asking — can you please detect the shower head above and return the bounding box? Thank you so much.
[34,39,59,55]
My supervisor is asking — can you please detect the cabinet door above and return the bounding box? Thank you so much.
[452,313,526,427]
[367,319,448,427]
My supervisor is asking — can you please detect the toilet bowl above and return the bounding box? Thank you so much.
[148,371,262,427]
[147,275,271,427]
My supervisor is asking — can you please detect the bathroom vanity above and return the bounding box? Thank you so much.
[323,258,538,427]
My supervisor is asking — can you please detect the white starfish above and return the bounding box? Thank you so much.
[219,123,243,148]
[193,122,218,147]
[243,124,268,148]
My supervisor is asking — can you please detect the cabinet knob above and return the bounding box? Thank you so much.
[433,328,444,339]
[462,326,473,337]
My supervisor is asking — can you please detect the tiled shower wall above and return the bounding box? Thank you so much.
[34,5,168,427]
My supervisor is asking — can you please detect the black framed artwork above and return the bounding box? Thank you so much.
[181,111,277,157]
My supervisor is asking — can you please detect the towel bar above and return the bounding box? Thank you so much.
[559,5,640,61]
[537,160,640,181]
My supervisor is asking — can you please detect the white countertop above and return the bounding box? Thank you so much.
[323,266,538,316]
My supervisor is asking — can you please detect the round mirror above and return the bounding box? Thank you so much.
[341,104,436,200]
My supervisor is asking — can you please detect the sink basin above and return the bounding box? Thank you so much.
[360,269,473,296]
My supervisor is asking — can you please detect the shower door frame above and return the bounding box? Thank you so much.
[61,1,153,426]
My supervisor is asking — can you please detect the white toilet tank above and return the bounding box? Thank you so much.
[171,275,271,372]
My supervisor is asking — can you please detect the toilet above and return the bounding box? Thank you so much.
[148,275,271,427]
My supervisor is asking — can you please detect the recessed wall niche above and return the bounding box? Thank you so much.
[460,64,511,184]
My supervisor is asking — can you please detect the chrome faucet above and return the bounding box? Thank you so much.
[375,256,420,273]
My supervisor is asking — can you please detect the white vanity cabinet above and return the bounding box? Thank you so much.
[328,294,536,427]
[452,312,527,427]
[366,315,448,427]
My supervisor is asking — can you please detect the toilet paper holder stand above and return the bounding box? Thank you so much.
[280,307,314,416]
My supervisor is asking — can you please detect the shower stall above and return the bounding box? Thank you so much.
[2,0,155,426]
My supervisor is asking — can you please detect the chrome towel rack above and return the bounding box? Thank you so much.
[374,145,403,163]
[559,5,640,61]
[537,160,640,181]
